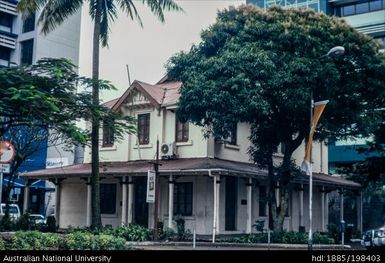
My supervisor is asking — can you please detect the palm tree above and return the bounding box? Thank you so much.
[17,0,182,229]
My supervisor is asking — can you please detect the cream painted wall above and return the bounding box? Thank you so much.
[59,179,88,228]
[165,110,208,159]
[84,102,209,162]
[59,178,122,228]
[84,98,328,175]
[214,122,252,163]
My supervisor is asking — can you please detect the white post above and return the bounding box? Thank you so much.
[86,180,92,227]
[299,184,304,229]
[168,175,174,229]
[321,187,325,232]
[23,180,30,214]
[0,171,3,205]
[121,177,128,226]
[325,192,329,230]
[193,229,196,249]
[216,175,220,234]
[340,189,344,222]
[309,169,313,248]
[340,188,344,246]
[127,176,133,224]
[246,178,253,234]
[212,175,217,243]
[357,191,363,233]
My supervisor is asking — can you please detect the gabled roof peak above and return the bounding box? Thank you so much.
[111,77,182,111]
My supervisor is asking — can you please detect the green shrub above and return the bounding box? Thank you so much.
[60,231,128,250]
[252,220,265,232]
[112,224,149,242]
[229,231,334,245]
[68,224,150,242]
[282,231,307,244]
[10,231,60,250]
[238,233,268,243]
[0,238,5,250]
[0,215,16,231]
[313,232,335,244]
[174,215,191,241]
[94,234,127,250]
[15,213,30,231]
[61,232,95,250]
[159,227,176,241]
[327,223,340,242]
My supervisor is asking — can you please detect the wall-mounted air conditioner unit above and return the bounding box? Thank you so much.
[161,142,176,159]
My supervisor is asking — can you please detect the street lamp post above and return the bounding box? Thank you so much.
[308,46,345,250]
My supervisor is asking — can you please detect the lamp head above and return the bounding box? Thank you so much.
[326,46,345,58]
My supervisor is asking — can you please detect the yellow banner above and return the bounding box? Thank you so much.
[302,100,328,175]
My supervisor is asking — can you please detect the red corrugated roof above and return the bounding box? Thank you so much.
[102,98,120,109]
[21,157,360,189]
[112,77,182,111]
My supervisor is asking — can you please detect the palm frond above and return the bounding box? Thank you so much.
[18,0,84,35]
[116,0,143,27]
[100,0,118,47]
[17,0,48,18]
[142,0,183,23]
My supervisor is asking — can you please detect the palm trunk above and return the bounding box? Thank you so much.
[90,0,103,229]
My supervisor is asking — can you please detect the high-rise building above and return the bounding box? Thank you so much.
[247,0,329,13]
[328,0,385,49]
[0,0,81,68]
[1,0,83,167]
[247,0,385,49]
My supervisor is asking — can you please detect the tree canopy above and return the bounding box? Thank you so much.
[0,58,136,147]
[167,5,385,230]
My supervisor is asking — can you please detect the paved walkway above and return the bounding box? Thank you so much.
[129,242,362,250]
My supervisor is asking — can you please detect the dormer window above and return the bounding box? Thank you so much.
[138,113,150,145]
[175,119,189,142]
[102,120,114,147]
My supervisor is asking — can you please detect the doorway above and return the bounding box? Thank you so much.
[225,176,237,231]
[134,176,148,227]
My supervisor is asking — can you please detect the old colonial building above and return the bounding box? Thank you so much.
[22,77,361,237]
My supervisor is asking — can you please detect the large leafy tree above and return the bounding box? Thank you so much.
[167,5,385,231]
[18,0,182,228]
[0,59,136,227]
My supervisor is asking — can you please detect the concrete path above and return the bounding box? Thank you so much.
[129,242,361,250]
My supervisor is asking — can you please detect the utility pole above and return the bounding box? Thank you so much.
[150,139,161,241]
[126,65,131,86]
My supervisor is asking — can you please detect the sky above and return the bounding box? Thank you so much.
[78,0,244,103]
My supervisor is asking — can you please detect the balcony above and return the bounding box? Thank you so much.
[0,30,17,49]
[0,0,18,16]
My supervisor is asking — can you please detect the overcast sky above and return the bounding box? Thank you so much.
[78,0,244,102]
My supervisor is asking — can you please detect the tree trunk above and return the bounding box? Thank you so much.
[268,142,297,232]
[90,0,103,229]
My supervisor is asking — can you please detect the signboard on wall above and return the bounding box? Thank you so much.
[146,170,156,203]
[46,158,68,169]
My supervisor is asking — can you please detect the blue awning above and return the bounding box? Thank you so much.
[30,180,55,190]
[3,178,25,188]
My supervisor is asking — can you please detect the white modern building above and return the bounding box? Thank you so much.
[0,0,83,166]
